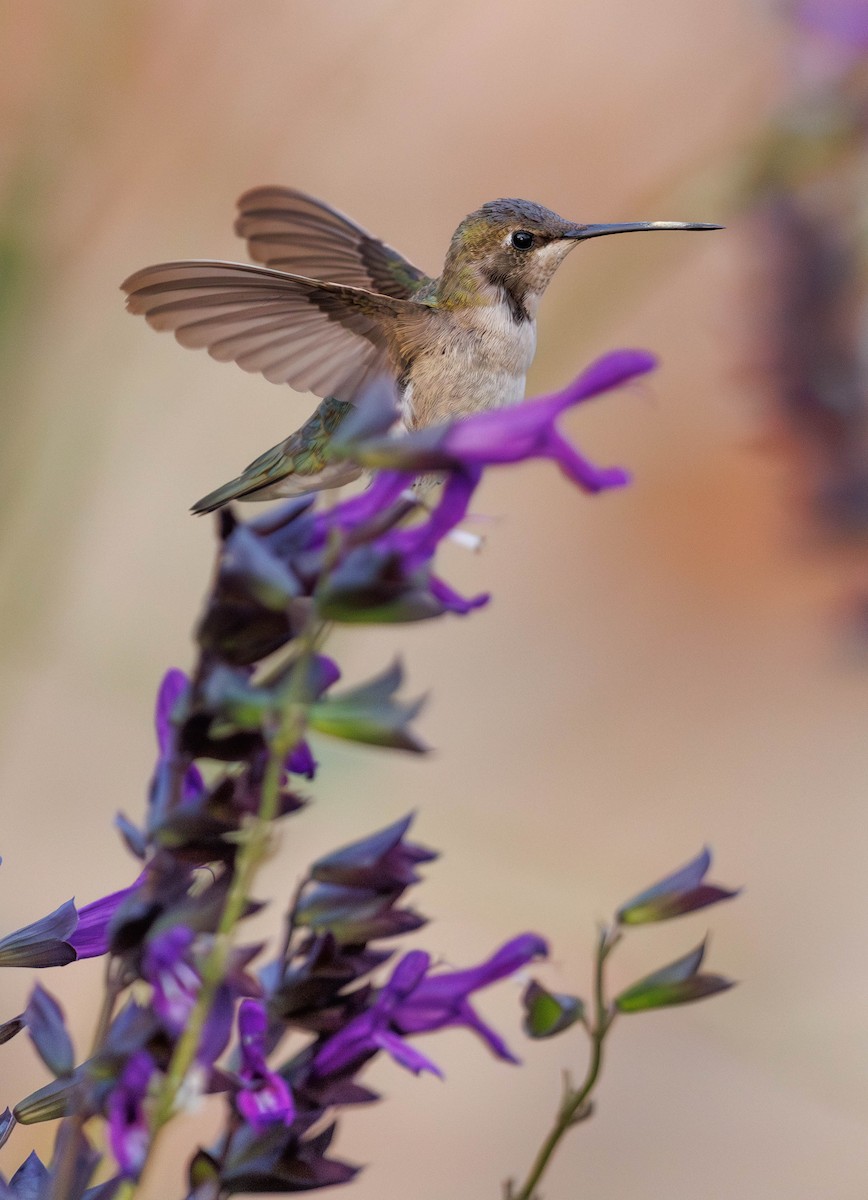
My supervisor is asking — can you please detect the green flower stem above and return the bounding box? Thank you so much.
[135,615,326,1189]
[509,926,621,1200]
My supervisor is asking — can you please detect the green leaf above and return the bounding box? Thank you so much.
[522,980,584,1038]
[309,659,427,752]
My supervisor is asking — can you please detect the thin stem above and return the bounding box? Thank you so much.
[141,616,325,1163]
[509,926,621,1200]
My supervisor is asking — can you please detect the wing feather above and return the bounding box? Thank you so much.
[122,259,426,402]
[235,186,433,299]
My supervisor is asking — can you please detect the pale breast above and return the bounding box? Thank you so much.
[402,305,537,430]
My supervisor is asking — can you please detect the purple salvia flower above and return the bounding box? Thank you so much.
[391,933,549,1063]
[155,669,204,803]
[68,874,146,960]
[343,349,652,486]
[317,351,650,607]
[142,928,251,1068]
[318,472,410,539]
[286,740,317,780]
[314,950,442,1080]
[428,573,489,615]
[236,999,296,1132]
[314,934,546,1079]
[143,926,199,1034]
[438,349,652,478]
[792,0,868,51]
[107,1050,157,1180]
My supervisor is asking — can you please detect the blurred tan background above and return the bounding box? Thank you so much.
[3,1,868,1197]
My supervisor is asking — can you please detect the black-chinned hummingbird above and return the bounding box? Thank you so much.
[122,188,719,512]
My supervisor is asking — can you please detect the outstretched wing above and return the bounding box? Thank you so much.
[122,260,422,402]
[235,186,433,299]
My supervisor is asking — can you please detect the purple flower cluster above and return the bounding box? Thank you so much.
[0,350,650,1195]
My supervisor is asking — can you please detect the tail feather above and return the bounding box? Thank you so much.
[191,396,358,515]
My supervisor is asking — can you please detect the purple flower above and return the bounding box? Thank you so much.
[141,927,251,1069]
[286,740,317,780]
[438,350,650,482]
[107,1050,157,1179]
[235,1000,295,1132]
[155,669,204,803]
[68,875,146,960]
[313,950,442,1079]
[316,351,651,614]
[792,0,868,51]
[313,933,547,1079]
[342,349,652,486]
[391,933,549,1063]
[143,926,200,1034]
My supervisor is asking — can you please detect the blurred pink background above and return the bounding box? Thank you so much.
[2,2,868,1197]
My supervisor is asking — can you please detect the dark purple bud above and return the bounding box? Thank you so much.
[220,1119,359,1194]
[616,847,739,925]
[0,1016,24,1046]
[0,1109,14,1153]
[285,740,317,779]
[197,525,299,666]
[296,882,427,944]
[311,813,437,891]
[0,900,77,969]
[114,813,147,860]
[24,985,75,1078]
[7,1151,49,1199]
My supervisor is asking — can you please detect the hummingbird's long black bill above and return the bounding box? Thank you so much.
[564,221,723,240]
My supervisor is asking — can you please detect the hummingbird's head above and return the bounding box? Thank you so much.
[440,198,720,321]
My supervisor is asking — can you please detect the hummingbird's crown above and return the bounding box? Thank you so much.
[457,198,575,244]
[478,198,570,231]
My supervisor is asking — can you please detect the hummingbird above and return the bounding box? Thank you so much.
[122,188,719,513]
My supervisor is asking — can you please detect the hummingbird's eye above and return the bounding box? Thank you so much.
[511,230,535,250]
